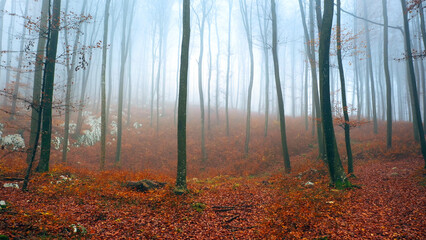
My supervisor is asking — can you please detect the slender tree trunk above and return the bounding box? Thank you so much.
[174,2,182,126]
[176,0,190,190]
[106,10,118,126]
[225,0,233,136]
[298,0,325,158]
[0,0,5,104]
[214,11,220,124]
[37,0,62,173]
[156,26,163,133]
[271,0,291,173]
[207,20,212,131]
[62,0,86,163]
[400,0,426,168]
[197,1,210,161]
[382,0,392,149]
[115,0,134,164]
[336,0,354,174]
[239,0,255,155]
[100,0,111,170]
[362,0,378,134]
[10,0,30,118]
[3,1,15,107]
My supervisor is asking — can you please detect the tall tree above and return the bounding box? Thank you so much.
[400,0,426,168]
[271,0,291,173]
[26,0,49,164]
[100,0,112,170]
[195,0,212,161]
[298,0,325,158]
[115,0,134,164]
[362,0,378,134]
[37,0,62,173]
[225,0,233,136]
[239,0,255,155]
[0,0,5,103]
[10,0,30,118]
[336,0,354,174]
[62,0,87,163]
[382,0,392,149]
[319,0,347,186]
[256,0,271,137]
[176,0,191,191]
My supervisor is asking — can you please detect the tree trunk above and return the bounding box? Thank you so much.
[115,0,134,164]
[271,0,291,173]
[362,0,378,134]
[319,0,347,186]
[10,0,30,118]
[62,0,86,163]
[26,0,49,164]
[382,0,392,149]
[197,0,210,161]
[100,0,111,170]
[400,0,426,168]
[37,0,62,173]
[176,0,191,190]
[239,0,255,155]
[298,0,325,158]
[214,11,220,124]
[225,0,233,136]
[336,0,354,174]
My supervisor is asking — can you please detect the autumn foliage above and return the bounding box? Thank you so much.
[0,107,425,239]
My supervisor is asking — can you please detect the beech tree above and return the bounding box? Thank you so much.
[100,0,112,170]
[400,0,426,168]
[239,0,255,155]
[176,0,191,191]
[271,0,291,173]
[318,0,347,186]
[37,0,62,173]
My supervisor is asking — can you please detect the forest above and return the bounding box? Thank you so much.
[0,0,425,239]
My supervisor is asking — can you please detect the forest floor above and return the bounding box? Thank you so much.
[0,108,425,239]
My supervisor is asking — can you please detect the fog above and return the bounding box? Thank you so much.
[0,0,416,120]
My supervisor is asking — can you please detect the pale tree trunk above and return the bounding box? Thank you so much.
[10,0,30,118]
[239,0,255,155]
[100,0,111,170]
[176,0,191,190]
[37,0,62,173]
[106,10,119,126]
[271,0,291,173]
[0,0,5,102]
[214,10,220,124]
[382,0,392,149]
[115,0,135,165]
[3,1,15,107]
[174,2,182,126]
[298,0,325,158]
[256,0,270,137]
[207,19,212,131]
[62,0,87,163]
[196,0,211,161]
[362,0,378,134]
[225,0,233,136]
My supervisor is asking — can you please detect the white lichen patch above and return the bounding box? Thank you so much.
[77,116,101,146]
[1,134,25,151]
